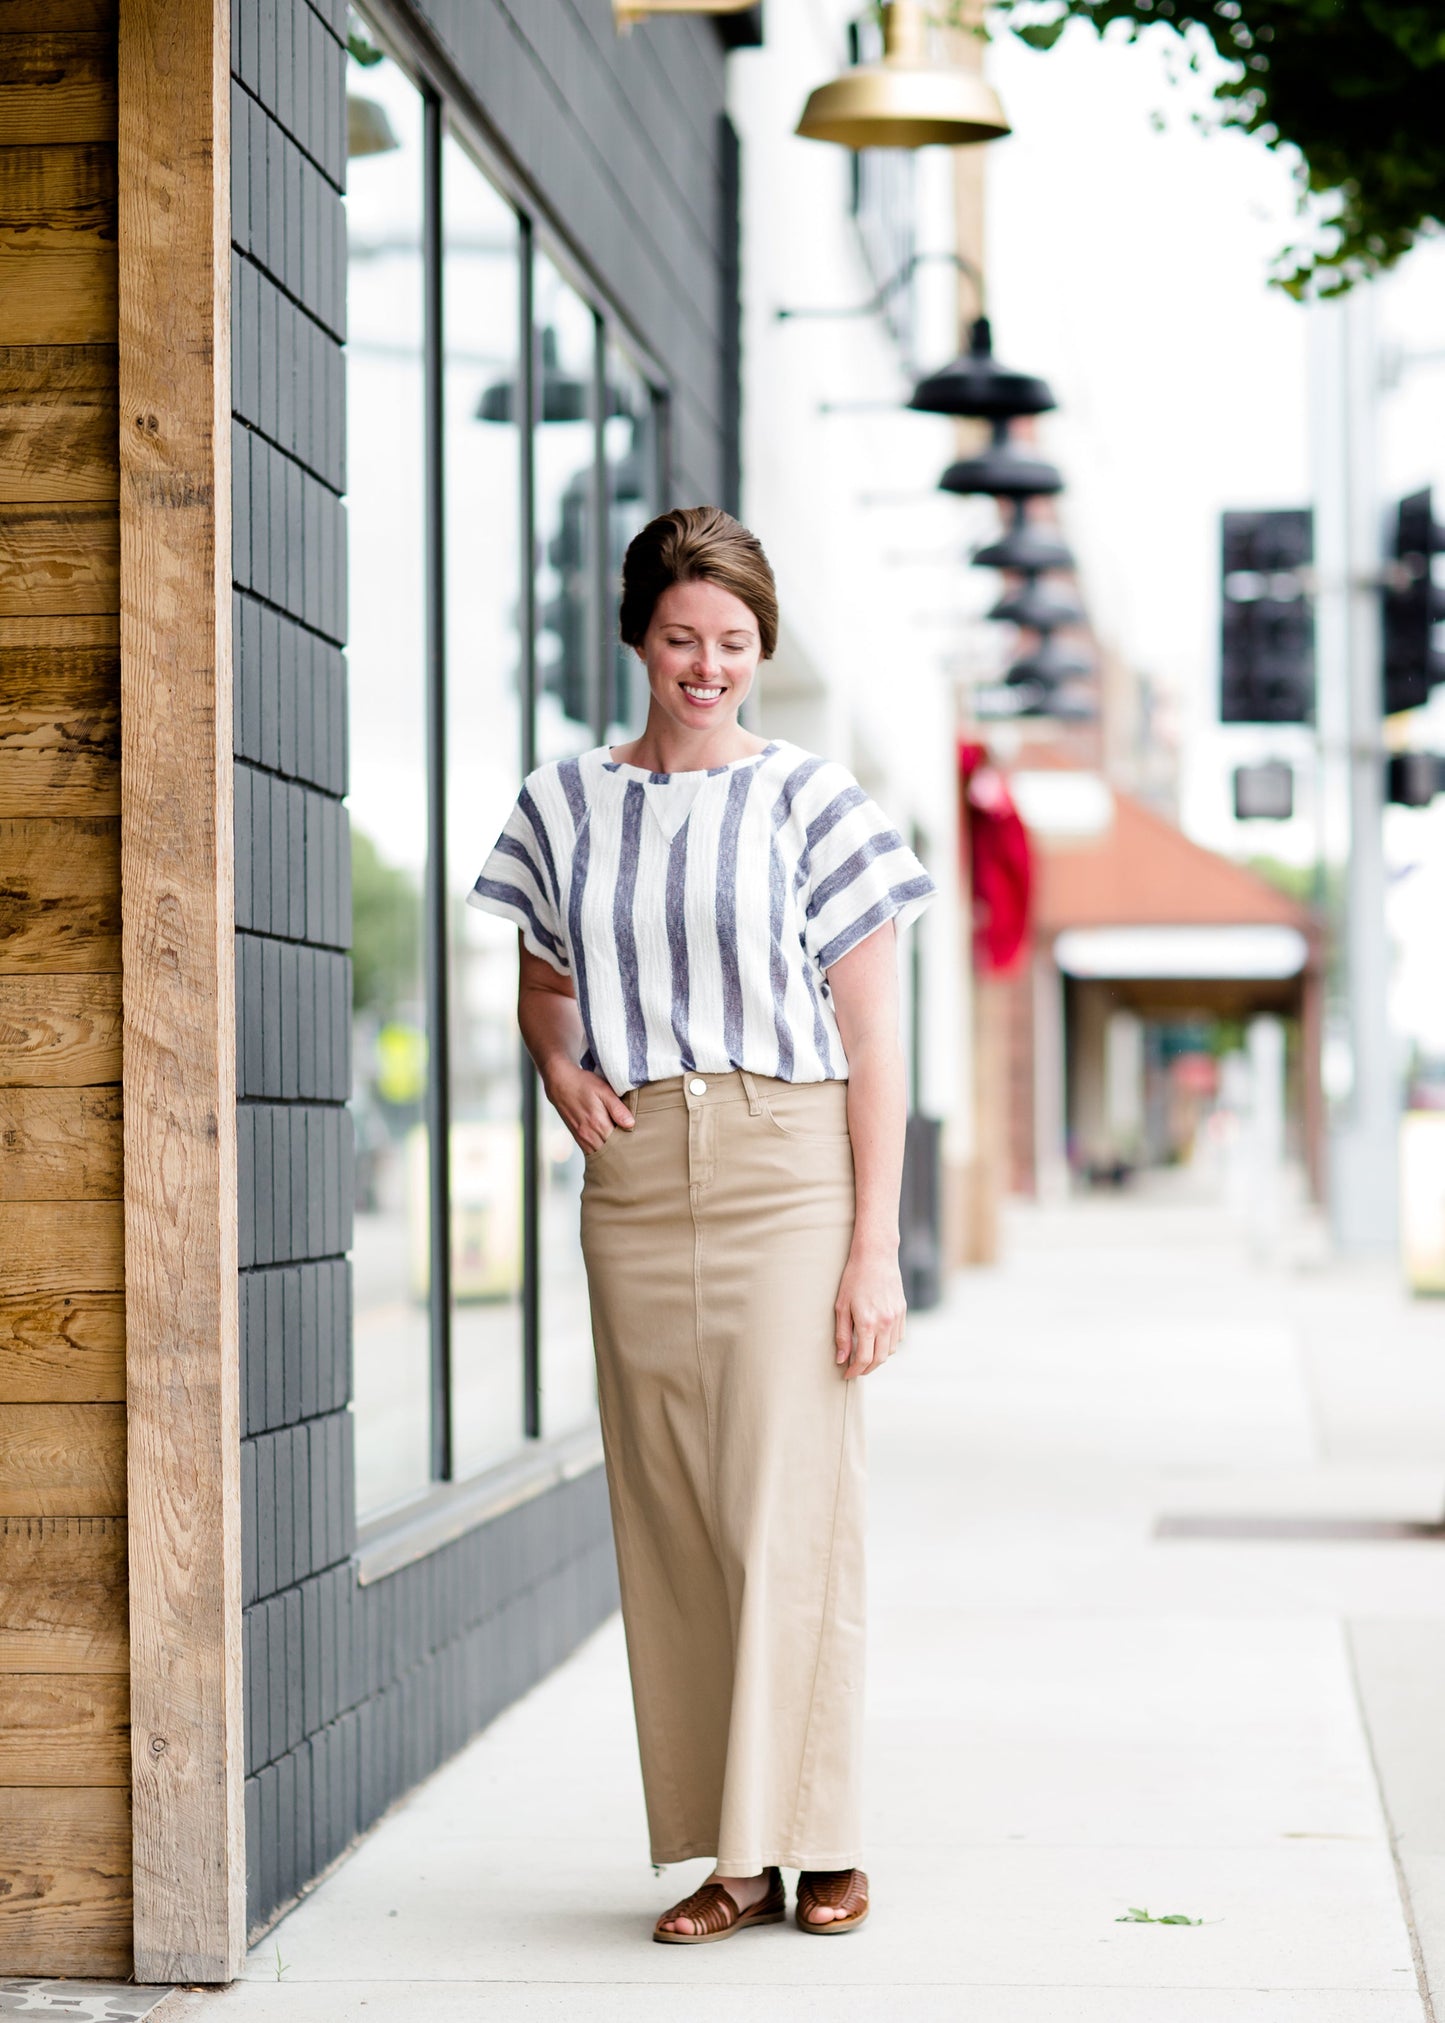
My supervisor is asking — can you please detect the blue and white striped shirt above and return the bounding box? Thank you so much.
[468,740,936,1094]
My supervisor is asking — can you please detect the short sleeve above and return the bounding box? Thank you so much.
[467,785,570,975]
[800,774,937,974]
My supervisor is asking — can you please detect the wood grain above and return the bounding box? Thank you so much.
[120,0,244,1979]
[0,1671,128,1783]
[0,502,118,614]
[0,973,122,1083]
[0,1402,125,1515]
[0,1784,131,1977]
[0,1515,127,1674]
[0,34,117,145]
[0,152,117,348]
[0,1291,124,1400]
[0,1085,121,1198]
[0,1201,123,1295]
[0,815,120,972]
[0,344,119,505]
[0,2,118,29]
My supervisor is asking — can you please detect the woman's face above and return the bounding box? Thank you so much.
[635,579,762,738]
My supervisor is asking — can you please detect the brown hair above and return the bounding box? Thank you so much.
[619,506,778,660]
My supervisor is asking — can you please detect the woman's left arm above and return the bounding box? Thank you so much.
[827,923,907,1380]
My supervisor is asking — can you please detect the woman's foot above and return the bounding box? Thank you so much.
[796,1868,869,1932]
[656,1868,779,1939]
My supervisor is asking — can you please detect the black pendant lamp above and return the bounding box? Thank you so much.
[974,510,1076,575]
[479,328,627,425]
[1005,636,1094,686]
[939,435,1063,500]
[910,317,1055,422]
[988,579,1086,631]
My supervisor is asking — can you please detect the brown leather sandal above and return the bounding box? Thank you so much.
[653,1867,786,1945]
[796,1867,870,1934]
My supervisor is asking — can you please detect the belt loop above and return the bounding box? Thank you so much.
[626,1087,641,1117]
[737,1067,763,1116]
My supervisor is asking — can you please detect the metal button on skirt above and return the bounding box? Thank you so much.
[580,1068,864,1874]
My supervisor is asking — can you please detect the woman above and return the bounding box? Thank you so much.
[470,507,934,1942]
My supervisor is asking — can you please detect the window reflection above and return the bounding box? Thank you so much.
[604,344,657,744]
[534,257,598,769]
[442,131,527,1478]
[344,38,431,1520]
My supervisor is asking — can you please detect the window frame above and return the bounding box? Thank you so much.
[346,5,671,1518]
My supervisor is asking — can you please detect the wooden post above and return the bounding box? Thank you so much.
[117,0,243,1982]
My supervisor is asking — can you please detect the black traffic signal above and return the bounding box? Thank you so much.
[1382,489,1445,716]
[1386,752,1445,807]
[1220,509,1314,723]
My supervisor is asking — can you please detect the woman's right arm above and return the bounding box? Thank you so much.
[517,938,634,1154]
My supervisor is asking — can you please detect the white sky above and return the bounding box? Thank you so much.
[984,17,1445,1053]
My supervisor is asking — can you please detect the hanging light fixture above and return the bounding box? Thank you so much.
[796,0,1010,150]
[989,579,1085,631]
[613,0,756,23]
[974,509,1075,576]
[478,329,630,426]
[910,318,1054,421]
[940,434,1063,500]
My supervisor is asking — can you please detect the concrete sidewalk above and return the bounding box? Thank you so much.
[164,1189,1445,2021]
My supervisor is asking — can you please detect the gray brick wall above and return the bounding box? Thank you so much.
[231,0,728,1941]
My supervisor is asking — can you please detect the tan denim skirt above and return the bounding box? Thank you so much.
[580,1068,863,1874]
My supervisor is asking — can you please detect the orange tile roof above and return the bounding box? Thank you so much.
[1030,786,1311,935]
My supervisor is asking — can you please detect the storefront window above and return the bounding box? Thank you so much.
[343,11,667,1510]
[604,342,657,744]
[345,37,431,1519]
[442,132,526,1478]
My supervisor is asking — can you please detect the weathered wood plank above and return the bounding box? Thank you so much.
[0,247,116,345]
[0,344,119,506]
[0,503,118,615]
[0,973,122,1084]
[0,1671,128,1784]
[0,1291,124,1400]
[0,1784,131,1977]
[0,1201,123,1295]
[119,0,243,1979]
[0,2,117,29]
[0,34,117,146]
[0,655,119,816]
[0,1086,121,1198]
[0,1402,125,1515]
[0,815,120,972]
[0,141,116,232]
[0,1515,127,1675]
[0,149,117,348]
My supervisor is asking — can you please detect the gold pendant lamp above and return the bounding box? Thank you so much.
[796,0,1010,150]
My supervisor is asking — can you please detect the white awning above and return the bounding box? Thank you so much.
[1053,924,1309,981]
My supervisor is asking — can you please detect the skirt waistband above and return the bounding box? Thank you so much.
[626,1069,841,1115]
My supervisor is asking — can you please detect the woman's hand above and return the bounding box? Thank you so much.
[545,1058,634,1156]
[833,1243,906,1379]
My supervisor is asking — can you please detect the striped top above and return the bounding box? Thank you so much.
[468,740,936,1094]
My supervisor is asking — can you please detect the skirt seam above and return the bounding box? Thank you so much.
[786,1372,853,1855]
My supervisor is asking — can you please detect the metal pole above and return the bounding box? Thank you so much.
[1311,285,1398,1252]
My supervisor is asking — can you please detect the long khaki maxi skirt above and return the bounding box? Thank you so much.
[580,1067,864,1875]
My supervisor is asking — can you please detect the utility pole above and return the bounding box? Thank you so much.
[1309,285,1399,1253]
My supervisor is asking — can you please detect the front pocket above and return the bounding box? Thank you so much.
[759,1097,852,1144]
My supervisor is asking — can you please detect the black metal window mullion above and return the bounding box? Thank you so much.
[519,215,542,1442]
[591,312,610,741]
[421,88,453,1483]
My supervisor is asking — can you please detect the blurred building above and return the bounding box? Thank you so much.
[728,6,982,1278]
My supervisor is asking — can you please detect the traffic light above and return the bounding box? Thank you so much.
[1220,509,1314,723]
[1382,489,1445,716]
[1386,752,1445,807]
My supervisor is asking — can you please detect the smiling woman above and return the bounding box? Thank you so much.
[469,505,936,1941]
